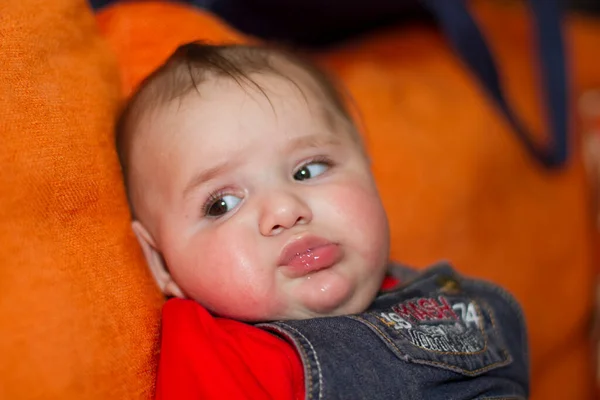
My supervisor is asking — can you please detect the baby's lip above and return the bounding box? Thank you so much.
[278,234,342,278]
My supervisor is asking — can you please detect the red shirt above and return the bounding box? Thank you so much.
[156,276,399,399]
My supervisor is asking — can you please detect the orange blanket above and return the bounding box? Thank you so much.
[1,0,599,398]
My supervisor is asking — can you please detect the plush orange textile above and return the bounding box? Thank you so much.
[96,1,249,97]
[1,0,596,398]
[0,1,163,398]
[97,2,600,399]
[317,13,599,400]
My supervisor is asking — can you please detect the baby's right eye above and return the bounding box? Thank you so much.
[204,194,242,217]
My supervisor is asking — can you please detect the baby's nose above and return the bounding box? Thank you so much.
[258,191,312,236]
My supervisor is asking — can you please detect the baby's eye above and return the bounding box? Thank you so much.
[294,161,330,181]
[205,194,242,217]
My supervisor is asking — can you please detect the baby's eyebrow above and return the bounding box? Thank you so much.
[287,134,341,152]
[182,160,238,199]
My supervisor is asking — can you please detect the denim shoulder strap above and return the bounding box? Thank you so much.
[423,0,569,168]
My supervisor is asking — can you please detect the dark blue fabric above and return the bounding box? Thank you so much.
[89,0,569,168]
[423,0,569,168]
[209,0,428,46]
[89,0,116,8]
[89,0,213,8]
[260,263,529,400]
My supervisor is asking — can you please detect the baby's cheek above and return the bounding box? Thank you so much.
[328,182,389,259]
[181,229,282,320]
[167,233,235,302]
[329,181,386,224]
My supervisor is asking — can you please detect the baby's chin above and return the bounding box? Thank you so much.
[285,269,379,318]
[214,295,371,323]
[272,300,370,322]
[275,286,378,321]
[207,273,381,322]
[218,293,369,323]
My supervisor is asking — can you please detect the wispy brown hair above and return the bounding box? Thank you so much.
[116,41,358,210]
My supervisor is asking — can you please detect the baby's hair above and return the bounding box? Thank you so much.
[116,41,359,213]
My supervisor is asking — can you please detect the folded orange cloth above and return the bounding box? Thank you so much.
[1,0,598,398]
[0,1,163,398]
[98,2,600,399]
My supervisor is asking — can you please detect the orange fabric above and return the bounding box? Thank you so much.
[3,0,595,398]
[0,1,163,398]
[95,1,249,97]
[318,9,600,400]
[97,2,600,399]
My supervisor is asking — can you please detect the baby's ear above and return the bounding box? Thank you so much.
[131,221,185,299]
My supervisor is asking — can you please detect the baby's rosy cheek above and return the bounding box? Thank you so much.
[333,187,388,249]
[336,188,382,221]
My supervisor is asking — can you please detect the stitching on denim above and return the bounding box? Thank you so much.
[353,298,490,356]
[466,278,529,373]
[349,310,511,375]
[477,397,526,400]
[278,322,324,400]
[258,323,316,400]
[479,299,513,366]
[464,279,527,338]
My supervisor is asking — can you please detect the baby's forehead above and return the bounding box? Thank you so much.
[127,58,360,171]
[147,69,347,135]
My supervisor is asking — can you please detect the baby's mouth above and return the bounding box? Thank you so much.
[278,235,342,278]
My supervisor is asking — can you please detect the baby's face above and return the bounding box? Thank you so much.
[131,72,389,321]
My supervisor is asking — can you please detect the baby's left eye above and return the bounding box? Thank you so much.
[293,161,330,181]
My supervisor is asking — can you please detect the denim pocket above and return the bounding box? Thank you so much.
[349,291,512,376]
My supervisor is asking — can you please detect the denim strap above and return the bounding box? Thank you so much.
[423,0,569,168]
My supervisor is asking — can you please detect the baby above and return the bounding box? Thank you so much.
[117,42,529,399]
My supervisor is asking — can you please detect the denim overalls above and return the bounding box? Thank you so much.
[260,263,529,400]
